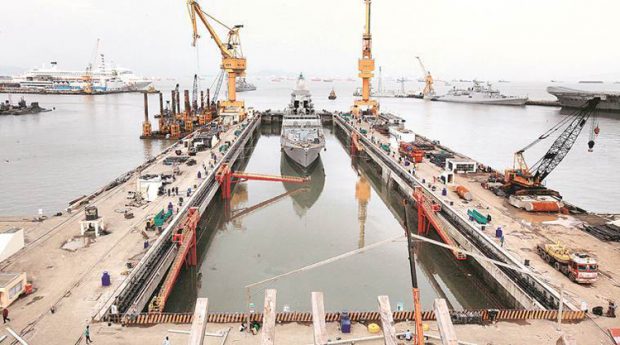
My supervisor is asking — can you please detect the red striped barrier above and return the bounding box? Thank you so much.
[118,309,586,326]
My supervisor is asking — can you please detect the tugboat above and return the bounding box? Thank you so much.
[328,88,337,100]
[0,98,52,115]
[280,73,325,169]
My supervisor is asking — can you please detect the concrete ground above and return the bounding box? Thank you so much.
[0,118,252,344]
[76,318,615,344]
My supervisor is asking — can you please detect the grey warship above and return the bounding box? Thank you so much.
[280,73,325,168]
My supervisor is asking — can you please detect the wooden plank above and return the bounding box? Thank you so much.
[377,295,397,345]
[433,299,458,345]
[188,298,209,345]
[5,327,28,345]
[311,291,328,345]
[261,289,277,345]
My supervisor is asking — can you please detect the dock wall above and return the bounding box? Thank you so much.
[94,114,261,321]
[333,114,576,311]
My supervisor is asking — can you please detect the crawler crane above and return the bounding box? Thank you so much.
[504,97,601,195]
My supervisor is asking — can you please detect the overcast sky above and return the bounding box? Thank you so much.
[1,0,619,81]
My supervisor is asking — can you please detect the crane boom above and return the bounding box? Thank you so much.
[415,56,428,75]
[532,97,600,181]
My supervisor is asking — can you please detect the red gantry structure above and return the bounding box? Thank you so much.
[414,187,466,261]
[149,207,201,313]
[215,163,310,199]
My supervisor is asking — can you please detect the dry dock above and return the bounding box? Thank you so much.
[0,112,618,344]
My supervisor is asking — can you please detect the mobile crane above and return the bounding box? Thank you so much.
[415,56,434,99]
[187,0,246,122]
[351,0,379,118]
[504,97,601,195]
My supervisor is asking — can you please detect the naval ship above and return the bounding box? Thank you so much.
[433,81,528,105]
[548,86,620,112]
[280,74,325,168]
[235,78,256,92]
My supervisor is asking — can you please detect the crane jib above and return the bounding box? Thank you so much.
[531,97,600,182]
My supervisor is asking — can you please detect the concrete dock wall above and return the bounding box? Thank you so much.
[94,114,261,321]
[334,114,576,311]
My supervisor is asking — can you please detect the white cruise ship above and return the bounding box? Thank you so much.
[11,57,152,92]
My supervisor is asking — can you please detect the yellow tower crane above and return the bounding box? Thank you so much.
[352,0,379,118]
[416,56,435,99]
[187,0,246,121]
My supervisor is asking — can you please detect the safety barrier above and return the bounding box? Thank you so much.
[119,309,586,326]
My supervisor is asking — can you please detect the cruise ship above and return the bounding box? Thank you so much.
[547,86,620,112]
[433,81,528,105]
[280,74,325,168]
[11,58,152,92]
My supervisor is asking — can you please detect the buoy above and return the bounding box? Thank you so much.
[367,323,381,333]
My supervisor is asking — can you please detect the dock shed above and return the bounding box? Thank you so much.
[389,127,416,144]
[445,158,477,174]
[0,272,27,308]
[0,228,25,262]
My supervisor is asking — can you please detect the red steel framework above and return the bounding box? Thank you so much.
[149,207,201,313]
[413,187,466,260]
[215,163,310,199]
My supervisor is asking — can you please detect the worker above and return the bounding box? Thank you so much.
[250,321,261,335]
[607,300,617,318]
[84,325,93,344]
[2,307,10,323]
[110,303,119,320]
[197,171,202,179]
[404,329,413,341]
[162,336,171,345]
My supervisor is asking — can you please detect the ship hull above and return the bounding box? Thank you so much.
[433,95,527,106]
[547,86,620,112]
[281,142,323,168]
